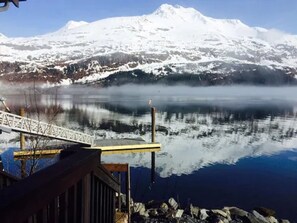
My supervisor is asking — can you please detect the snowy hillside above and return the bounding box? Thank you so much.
[1,4,297,85]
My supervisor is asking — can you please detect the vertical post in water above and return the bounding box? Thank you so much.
[20,108,26,178]
[151,107,156,183]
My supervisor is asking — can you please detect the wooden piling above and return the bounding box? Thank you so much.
[151,107,156,183]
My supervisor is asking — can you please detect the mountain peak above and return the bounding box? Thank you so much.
[153,4,204,19]
[156,3,182,11]
[61,20,89,31]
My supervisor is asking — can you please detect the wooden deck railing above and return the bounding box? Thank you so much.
[0,170,19,190]
[0,149,119,223]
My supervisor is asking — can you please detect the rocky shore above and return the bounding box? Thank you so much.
[130,198,291,223]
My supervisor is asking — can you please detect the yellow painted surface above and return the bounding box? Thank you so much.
[87,143,161,151]
[14,149,62,158]
[102,148,160,155]
[13,143,161,158]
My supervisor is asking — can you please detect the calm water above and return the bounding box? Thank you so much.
[1,85,297,221]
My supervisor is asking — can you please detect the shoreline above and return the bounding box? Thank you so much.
[130,197,292,223]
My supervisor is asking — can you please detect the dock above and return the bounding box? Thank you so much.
[13,138,161,158]
[87,138,161,155]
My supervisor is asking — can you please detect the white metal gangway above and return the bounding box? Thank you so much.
[0,110,94,146]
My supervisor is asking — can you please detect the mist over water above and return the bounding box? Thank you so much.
[58,85,297,112]
[57,84,297,99]
[3,84,297,101]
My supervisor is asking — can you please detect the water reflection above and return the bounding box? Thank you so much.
[131,150,297,221]
[1,85,297,178]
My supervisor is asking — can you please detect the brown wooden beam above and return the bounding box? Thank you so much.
[102,164,128,173]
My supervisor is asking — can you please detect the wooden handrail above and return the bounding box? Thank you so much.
[0,170,19,182]
[95,164,120,192]
[0,149,120,223]
[0,170,19,190]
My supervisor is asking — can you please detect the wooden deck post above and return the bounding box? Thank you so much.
[126,166,131,223]
[0,156,3,171]
[151,107,156,183]
[83,174,91,223]
[118,173,121,211]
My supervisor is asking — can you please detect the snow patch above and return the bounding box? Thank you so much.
[57,20,89,33]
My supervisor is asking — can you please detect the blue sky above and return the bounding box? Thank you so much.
[1,0,297,37]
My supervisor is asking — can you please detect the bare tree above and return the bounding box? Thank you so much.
[17,82,63,177]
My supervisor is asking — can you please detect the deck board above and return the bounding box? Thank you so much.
[87,138,160,154]
[93,138,146,146]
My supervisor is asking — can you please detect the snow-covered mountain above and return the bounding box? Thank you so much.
[1,4,297,85]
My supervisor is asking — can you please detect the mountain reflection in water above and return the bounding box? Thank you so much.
[1,85,297,220]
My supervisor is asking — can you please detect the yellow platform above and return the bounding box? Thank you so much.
[13,138,161,159]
